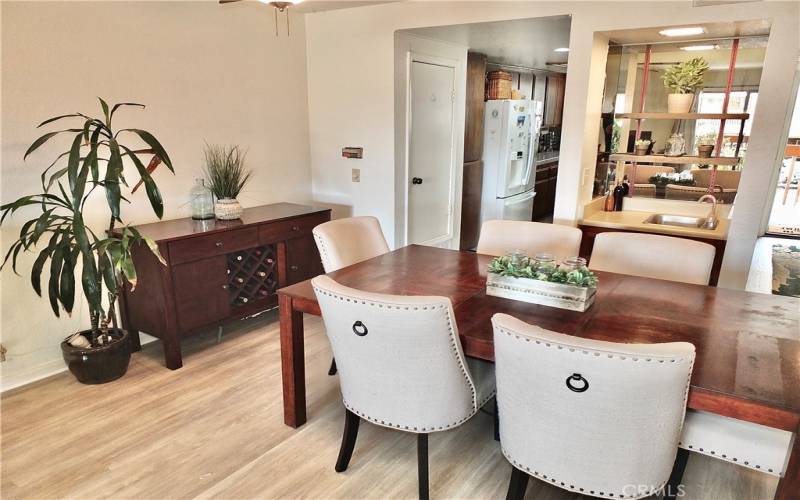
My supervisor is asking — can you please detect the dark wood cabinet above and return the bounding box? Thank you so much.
[577,224,726,286]
[460,52,488,250]
[118,203,331,369]
[532,159,559,221]
[544,74,566,128]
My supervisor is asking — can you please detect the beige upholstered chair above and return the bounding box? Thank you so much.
[312,275,496,499]
[589,232,715,286]
[492,313,695,500]
[312,216,390,273]
[476,220,582,262]
[589,232,793,482]
[313,216,390,375]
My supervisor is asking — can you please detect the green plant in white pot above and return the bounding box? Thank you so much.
[661,57,709,113]
[203,144,252,220]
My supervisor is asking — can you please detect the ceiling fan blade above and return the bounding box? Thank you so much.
[219,0,243,3]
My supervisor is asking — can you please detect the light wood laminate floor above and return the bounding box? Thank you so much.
[1,311,777,499]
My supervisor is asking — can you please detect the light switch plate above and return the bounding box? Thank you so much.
[352,168,361,183]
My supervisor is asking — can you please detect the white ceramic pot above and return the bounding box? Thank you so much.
[215,198,243,220]
[668,93,694,114]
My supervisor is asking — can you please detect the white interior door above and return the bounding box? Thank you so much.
[408,60,456,246]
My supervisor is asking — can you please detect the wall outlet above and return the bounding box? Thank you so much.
[352,168,361,183]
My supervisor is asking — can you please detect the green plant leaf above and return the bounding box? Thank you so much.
[31,231,60,296]
[73,213,101,314]
[98,250,117,294]
[121,129,173,172]
[89,127,103,183]
[121,145,163,218]
[99,97,110,126]
[59,247,76,314]
[24,129,81,160]
[48,240,65,317]
[110,102,144,121]
[105,139,124,220]
[37,114,81,128]
[118,253,138,290]
[66,132,83,193]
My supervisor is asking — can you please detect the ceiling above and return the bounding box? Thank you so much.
[294,1,399,13]
[404,15,572,71]
[604,19,771,45]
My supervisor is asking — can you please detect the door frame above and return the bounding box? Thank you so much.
[394,34,467,249]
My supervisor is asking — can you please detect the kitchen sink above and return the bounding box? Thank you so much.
[643,214,717,230]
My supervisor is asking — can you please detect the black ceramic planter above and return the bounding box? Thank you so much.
[60,329,131,384]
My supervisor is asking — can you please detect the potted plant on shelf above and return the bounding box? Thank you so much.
[661,57,709,113]
[203,144,252,220]
[697,136,716,158]
[0,99,173,384]
[634,139,651,156]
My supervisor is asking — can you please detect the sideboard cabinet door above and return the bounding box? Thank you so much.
[172,255,230,332]
[286,235,324,285]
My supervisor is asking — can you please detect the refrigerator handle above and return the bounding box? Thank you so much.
[523,115,539,189]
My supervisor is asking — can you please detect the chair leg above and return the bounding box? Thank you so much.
[418,433,429,500]
[493,397,500,442]
[328,358,337,376]
[663,447,689,500]
[335,409,360,472]
[505,466,529,500]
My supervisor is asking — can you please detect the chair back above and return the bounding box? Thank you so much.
[492,313,695,498]
[312,275,479,432]
[313,216,390,272]
[476,220,582,262]
[691,169,741,190]
[590,232,715,285]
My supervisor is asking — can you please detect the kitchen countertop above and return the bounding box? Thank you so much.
[536,151,559,163]
[580,209,729,241]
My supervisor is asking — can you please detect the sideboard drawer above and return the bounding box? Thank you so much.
[169,227,259,265]
[259,212,328,244]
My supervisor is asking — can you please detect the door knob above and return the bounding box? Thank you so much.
[412,177,423,185]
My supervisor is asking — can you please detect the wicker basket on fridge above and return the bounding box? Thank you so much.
[486,70,513,100]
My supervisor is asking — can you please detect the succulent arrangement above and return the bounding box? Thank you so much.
[635,139,652,148]
[487,255,598,288]
[662,57,709,94]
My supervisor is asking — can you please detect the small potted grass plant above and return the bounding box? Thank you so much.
[203,144,253,220]
[662,57,709,113]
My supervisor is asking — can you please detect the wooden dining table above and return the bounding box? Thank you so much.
[277,245,800,499]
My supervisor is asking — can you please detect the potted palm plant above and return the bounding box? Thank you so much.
[203,144,253,220]
[661,57,709,113]
[0,99,173,384]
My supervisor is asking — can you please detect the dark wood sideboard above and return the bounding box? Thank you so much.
[118,203,330,369]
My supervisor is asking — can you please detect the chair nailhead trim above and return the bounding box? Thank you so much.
[503,452,663,499]
[315,285,497,431]
[678,442,781,477]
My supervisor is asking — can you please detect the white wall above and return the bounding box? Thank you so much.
[0,1,313,389]
[305,1,799,287]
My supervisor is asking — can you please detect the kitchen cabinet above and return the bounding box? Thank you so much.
[460,52,487,250]
[544,74,566,128]
[117,203,330,369]
[532,159,559,221]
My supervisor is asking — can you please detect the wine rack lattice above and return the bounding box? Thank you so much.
[226,245,278,308]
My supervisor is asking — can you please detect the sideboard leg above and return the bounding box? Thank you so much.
[280,293,306,428]
[774,426,799,500]
[128,330,142,352]
[163,334,183,370]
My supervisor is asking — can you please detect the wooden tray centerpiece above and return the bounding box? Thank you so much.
[486,254,598,312]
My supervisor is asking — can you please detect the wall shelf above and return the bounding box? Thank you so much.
[610,154,741,166]
[615,112,750,120]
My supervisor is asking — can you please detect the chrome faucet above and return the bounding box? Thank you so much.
[698,194,718,229]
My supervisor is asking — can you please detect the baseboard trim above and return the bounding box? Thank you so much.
[1,334,158,393]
